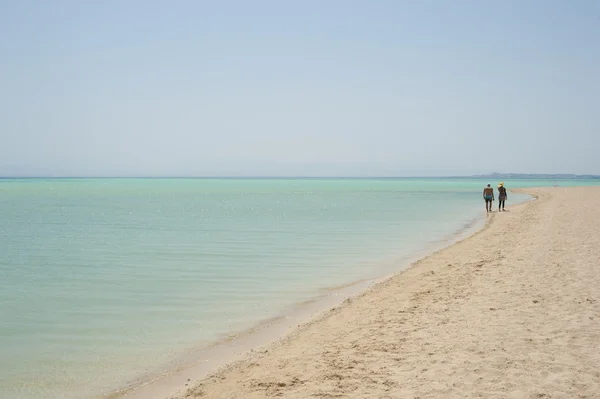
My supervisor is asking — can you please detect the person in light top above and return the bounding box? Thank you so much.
[483,183,494,213]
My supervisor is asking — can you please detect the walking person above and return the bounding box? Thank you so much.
[498,182,508,211]
[483,183,494,213]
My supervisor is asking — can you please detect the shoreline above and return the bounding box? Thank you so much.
[177,187,600,398]
[114,191,533,399]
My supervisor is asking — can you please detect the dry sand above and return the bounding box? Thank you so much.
[176,187,600,399]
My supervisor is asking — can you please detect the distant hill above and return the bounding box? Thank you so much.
[471,173,600,179]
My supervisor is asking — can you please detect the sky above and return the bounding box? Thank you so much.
[0,0,599,177]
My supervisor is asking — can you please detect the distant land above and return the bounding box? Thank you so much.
[470,173,600,179]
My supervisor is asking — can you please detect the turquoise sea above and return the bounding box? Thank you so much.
[0,178,597,399]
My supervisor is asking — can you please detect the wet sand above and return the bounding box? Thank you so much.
[141,187,600,398]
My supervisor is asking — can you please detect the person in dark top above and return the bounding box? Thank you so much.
[498,182,508,211]
[483,183,494,213]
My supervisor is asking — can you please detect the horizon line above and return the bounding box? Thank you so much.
[1,174,599,179]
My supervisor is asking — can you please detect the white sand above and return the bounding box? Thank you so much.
[158,187,600,398]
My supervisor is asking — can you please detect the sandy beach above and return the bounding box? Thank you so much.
[166,187,600,398]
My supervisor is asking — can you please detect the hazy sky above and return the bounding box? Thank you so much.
[1,1,598,177]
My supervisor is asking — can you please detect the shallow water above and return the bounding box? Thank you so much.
[0,178,594,398]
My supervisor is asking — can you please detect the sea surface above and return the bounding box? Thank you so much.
[0,178,596,399]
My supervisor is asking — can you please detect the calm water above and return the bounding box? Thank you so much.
[0,178,595,399]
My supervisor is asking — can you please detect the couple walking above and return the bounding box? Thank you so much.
[483,182,508,213]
